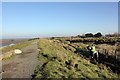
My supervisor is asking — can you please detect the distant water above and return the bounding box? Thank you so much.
[0,43,15,48]
[0,45,2,48]
[0,38,29,48]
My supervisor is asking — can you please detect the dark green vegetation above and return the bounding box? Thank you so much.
[64,37,120,45]
[34,38,119,78]
[75,32,120,38]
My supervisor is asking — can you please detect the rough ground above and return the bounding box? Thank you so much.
[33,39,119,78]
[2,41,39,78]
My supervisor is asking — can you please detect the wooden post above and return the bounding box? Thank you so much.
[115,49,117,60]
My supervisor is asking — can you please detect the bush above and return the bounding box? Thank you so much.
[94,32,102,37]
[85,33,94,37]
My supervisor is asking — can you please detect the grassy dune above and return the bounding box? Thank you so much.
[34,38,119,78]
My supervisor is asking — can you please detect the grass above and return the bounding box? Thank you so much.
[34,38,119,79]
[1,40,35,53]
[1,40,36,60]
[2,54,16,60]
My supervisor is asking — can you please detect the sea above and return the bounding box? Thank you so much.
[0,44,15,48]
[0,38,29,48]
[0,45,2,48]
[0,39,15,48]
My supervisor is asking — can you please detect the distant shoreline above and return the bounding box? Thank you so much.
[0,43,15,48]
[1,38,30,48]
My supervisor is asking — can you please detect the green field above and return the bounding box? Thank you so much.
[34,38,119,78]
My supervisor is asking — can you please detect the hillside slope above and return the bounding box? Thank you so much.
[34,38,119,78]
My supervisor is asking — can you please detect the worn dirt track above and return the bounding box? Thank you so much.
[2,41,39,78]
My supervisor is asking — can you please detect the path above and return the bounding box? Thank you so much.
[2,40,39,78]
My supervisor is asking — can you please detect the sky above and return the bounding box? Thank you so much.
[2,2,118,39]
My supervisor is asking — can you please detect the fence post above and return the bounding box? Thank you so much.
[115,49,117,60]
[105,49,108,58]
